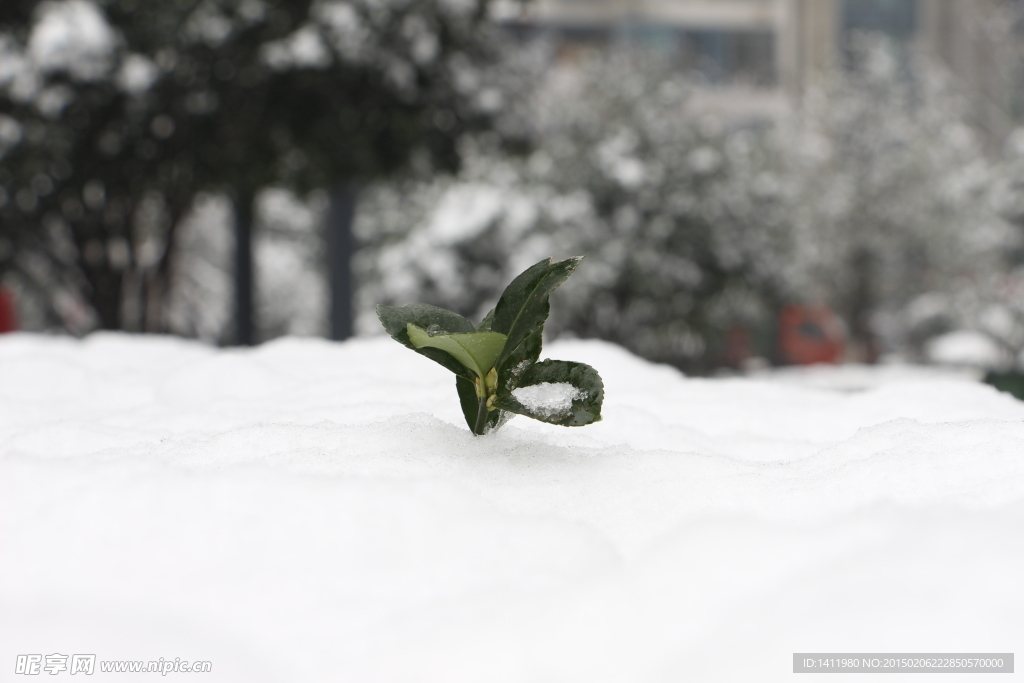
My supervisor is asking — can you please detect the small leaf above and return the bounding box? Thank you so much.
[456,375,509,435]
[492,257,583,367]
[477,307,495,332]
[496,319,543,393]
[377,303,476,339]
[493,359,603,426]
[456,375,483,433]
[376,304,477,377]
[407,324,507,379]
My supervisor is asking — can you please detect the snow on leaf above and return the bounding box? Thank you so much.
[511,381,581,419]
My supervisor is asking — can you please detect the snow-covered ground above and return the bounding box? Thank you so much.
[1,333,1021,681]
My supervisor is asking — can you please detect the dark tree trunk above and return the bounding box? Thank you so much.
[327,183,357,341]
[87,266,124,331]
[234,191,256,346]
[847,247,879,363]
[69,214,124,332]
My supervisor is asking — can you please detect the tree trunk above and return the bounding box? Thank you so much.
[234,190,256,346]
[327,183,357,341]
[847,247,879,363]
[86,265,124,331]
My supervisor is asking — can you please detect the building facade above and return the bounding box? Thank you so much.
[495,0,1024,146]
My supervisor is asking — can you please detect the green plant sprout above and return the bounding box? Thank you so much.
[377,257,604,435]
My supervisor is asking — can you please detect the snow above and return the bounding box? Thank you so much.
[926,330,1003,368]
[115,54,159,94]
[1,333,1022,681]
[511,381,580,418]
[263,26,332,70]
[426,184,507,245]
[27,0,115,82]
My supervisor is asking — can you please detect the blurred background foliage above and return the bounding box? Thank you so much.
[359,50,798,373]
[359,36,1023,373]
[1,0,504,342]
[4,0,1024,374]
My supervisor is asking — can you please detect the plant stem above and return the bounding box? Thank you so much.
[473,396,489,435]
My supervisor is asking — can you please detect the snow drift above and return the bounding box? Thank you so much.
[1,333,1021,681]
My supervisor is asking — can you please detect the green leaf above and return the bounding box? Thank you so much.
[477,307,495,332]
[376,304,478,377]
[456,375,483,432]
[493,359,603,427]
[496,320,544,393]
[407,324,507,379]
[377,258,599,436]
[456,375,509,435]
[492,257,583,367]
[377,303,476,339]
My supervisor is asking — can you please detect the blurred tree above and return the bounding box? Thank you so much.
[356,42,1020,371]
[0,0,502,342]
[527,54,795,372]
[358,51,797,373]
[786,37,1015,362]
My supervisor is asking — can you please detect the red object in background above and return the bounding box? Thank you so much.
[777,304,844,365]
[0,287,17,333]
